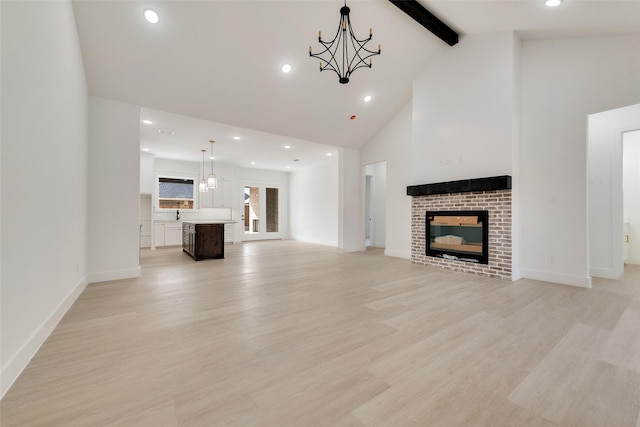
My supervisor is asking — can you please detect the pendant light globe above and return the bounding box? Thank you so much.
[199,149,208,193]
[207,140,218,189]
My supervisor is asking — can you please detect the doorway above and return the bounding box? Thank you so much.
[365,175,372,247]
[364,161,387,249]
[623,129,640,265]
[242,185,282,241]
[587,103,640,278]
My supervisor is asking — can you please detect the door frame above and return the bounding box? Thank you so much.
[240,182,283,241]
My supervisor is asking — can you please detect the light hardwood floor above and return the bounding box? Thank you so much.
[2,241,639,426]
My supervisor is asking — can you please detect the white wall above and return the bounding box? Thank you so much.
[361,102,413,259]
[140,153,155,194]
[624,130,640,264]
[289,157,339,247]
[523,35,640,286]
[1,0,89,398]
[88,97,141,283]
[411,32,517,185]
[510,35,523,280]
[155,158,199,180]
[338,147,362,252]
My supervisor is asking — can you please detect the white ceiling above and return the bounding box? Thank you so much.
[139,107,339,171]
[72,0,640,171]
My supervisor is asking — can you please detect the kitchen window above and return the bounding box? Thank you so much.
[158,177,195,209]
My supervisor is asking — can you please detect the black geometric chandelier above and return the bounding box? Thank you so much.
[309,1,381,84]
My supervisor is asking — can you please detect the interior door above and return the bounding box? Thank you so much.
[242,185,281,241]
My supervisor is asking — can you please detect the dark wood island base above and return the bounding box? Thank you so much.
[182,222,225,261]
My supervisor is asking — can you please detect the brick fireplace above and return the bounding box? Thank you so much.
[408,176,512,279]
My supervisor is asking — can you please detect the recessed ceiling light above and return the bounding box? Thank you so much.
[326,153,333,156]
[142,119,153,124]
[283,145,291,149]
[209,156,215,160]
[286,166,292,169]
[350,115,357,120]
[141,148,150,151]
[144,9,159,24]
[363,95,372,103]
[545,0,562,6]
[233,136,241,140]
[282,63,292,73]
[250,162,256,165]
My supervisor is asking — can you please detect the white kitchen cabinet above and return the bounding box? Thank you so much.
[140,195,152,248]
[200,185,214,208]
[154,223,165,247]
[200,178,231,208]
[224,222,234,243]
[154,222,182,247]
[164,224,182,246]
[200,165,233,208]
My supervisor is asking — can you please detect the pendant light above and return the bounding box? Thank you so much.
[207,140,218,189]
[199,149,208,193]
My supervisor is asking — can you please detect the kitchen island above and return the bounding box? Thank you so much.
[182,220,236,261]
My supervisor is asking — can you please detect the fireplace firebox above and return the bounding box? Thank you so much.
[426,210,489,264]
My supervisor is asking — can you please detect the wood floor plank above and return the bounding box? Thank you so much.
[1,242,639,426]
[599,308,640,373]
[253,366,389,427]
[507,323,611,423]
[560,361,640,427]
[104,401,178,427]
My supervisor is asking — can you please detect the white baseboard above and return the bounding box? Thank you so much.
[511,268,524,281]
[625,257,640,265]
[590,266,624,280]
[521,269,592,288]
[87,266,141,284]
[0,276,88,399]
[384,249,411,259]
[291,237,338,248]
[342,245,363,253]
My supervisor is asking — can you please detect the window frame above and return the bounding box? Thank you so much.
[156,175,197,211]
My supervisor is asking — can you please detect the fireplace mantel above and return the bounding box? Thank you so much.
[407,175,511,197]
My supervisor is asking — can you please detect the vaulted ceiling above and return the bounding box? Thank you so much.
[72,0,640,170]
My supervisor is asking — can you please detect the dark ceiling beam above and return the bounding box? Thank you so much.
[388,0,459,46]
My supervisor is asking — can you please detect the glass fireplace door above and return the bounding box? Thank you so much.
[426,211,489,264]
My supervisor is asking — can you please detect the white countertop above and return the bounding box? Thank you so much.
[181,220,237,224]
